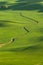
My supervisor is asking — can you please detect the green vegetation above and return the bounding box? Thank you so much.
[0,0,43,65]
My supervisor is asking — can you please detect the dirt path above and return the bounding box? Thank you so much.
[0,38,15,48]
[0,44,5,48]
[0,41,12,48]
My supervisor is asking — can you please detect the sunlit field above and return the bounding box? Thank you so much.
[0,0,43,65]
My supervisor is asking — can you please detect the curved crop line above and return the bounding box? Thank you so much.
[2,43,39,51]
[23,27,29,33]
[20,13,39,23]
[11,21,26,24]
[0,20,27,24]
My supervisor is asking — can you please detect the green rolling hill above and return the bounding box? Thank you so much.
[0,0,43,65]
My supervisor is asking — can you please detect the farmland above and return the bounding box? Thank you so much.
[0,0,43,65]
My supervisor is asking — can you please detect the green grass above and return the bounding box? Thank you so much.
[0,0,43,65]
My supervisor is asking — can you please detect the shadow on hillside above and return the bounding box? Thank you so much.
[8,3,43,12]
[0,20,10,27]
[38,36,43,42]
[38,28,43,33]
[0,2,7,5]
[0,23,6,27]
[0,1,43,12]
[0,23,9,27]
[29,36,43,43]
[0,44,41,52]
[0,2,8,10]
[16,0,43,3]
[8,0,43,12]
[10,45,40,51]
